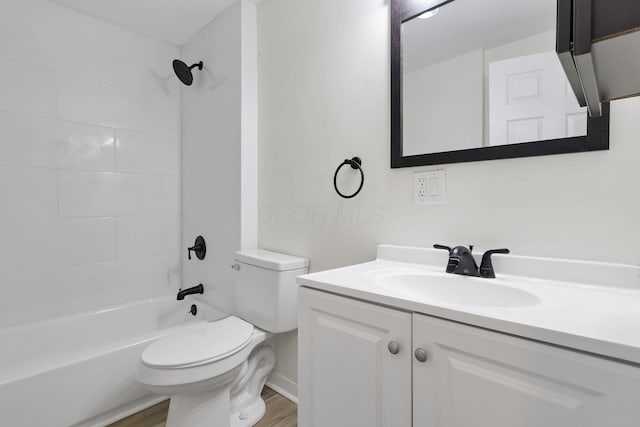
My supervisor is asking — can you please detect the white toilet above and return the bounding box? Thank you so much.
[137,249,308,427]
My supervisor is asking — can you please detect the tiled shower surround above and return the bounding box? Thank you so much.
[0,0,182,327]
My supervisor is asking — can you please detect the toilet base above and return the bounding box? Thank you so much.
[147,330,276,427]
[229,338,275,426]
[230,397,266,427]
[166,385,232,427]
[163,382,268,427]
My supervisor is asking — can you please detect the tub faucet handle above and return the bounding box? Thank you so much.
[187,236,206,260]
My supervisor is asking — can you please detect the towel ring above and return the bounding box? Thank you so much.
[334,157,364,199]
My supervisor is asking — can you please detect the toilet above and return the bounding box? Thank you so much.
[137,249,309,427]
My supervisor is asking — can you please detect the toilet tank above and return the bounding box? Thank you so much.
[233,249,309,333]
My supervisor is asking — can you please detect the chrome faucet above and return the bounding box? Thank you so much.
[435,245,509,278]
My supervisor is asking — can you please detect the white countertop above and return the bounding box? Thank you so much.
[298,245,640,365]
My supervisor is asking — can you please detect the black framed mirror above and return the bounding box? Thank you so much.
[391,0,610,168]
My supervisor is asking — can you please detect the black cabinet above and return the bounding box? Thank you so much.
[557,0,640,117]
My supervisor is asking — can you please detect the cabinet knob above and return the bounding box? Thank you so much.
[414,348,428,363]
[387,341,400,355]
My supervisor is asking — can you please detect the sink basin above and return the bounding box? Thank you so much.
[369,271,540,308]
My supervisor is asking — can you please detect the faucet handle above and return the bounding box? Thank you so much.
[480,248,510,278]
[434,244,452,252]
[483,248,510,256]
[187,236,207,260]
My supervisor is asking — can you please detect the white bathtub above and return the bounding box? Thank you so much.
[0,296,226,427]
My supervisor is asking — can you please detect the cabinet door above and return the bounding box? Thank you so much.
[298,287,412,427]
[413,313,640,427]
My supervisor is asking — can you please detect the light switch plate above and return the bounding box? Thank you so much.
[413,170,446,204]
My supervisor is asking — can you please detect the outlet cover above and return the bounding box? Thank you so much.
[414,170,446,204]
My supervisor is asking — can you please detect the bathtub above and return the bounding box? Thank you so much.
[0,296,226,427]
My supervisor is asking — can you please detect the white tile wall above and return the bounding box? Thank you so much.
[181,0,257,314]
[0,256,180,327]
[0,62,58,117]
[0,218,116,274]
[0,0,181,327]
[0,112,116,171]
[58,171,165,217]
[163,176,182,216]
[0,167,58,218]
[116,216,181,259]
[116,129,180,175]
[57,74,179,132]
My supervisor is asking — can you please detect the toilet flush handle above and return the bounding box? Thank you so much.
[231,264,241,271]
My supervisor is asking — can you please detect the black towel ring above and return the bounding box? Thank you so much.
[334,157,364,199]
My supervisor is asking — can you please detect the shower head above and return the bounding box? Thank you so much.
[172,59,203,86]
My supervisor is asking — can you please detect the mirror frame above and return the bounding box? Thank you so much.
[390,0,610,168]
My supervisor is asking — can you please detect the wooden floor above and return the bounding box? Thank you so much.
[108,387,297,427]
[257,387,297,427]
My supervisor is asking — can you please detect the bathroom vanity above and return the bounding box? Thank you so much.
[297,245,640,426]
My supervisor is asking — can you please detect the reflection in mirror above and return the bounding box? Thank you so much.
[401,0,588,157]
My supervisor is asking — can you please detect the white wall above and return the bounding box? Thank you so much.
[257,0,640,390]
[0,0,181,328]
[181,0,257,313]
[404,49,483,155]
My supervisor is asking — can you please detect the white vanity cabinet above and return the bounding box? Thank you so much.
[413,313,640,426]
[298,287,412,427]
[299,287,640,427]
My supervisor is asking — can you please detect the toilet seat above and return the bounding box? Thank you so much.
[142,316,254,369]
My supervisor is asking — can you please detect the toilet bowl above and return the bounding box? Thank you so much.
[137,249,308,427]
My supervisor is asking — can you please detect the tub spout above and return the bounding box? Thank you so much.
[177,284,204,300]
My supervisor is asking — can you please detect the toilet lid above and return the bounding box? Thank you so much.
[141,316,254,368]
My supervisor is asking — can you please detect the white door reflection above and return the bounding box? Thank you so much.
[489,51,587,146]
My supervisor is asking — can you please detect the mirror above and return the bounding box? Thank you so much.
[391,0,610,168]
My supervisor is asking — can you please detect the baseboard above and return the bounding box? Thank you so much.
[266,371,298,404]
